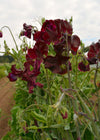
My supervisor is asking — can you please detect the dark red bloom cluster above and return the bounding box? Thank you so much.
[78,40,100,72]
[44,55,70,74]
[33,19,80,74]
[34,19,73,44]
[28,41,48,60]
[28,19,79,74]
[8,19,81,92]
[8,57,43,93]
[88,40,100,61]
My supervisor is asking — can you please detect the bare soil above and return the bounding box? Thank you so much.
[0,77,15,139]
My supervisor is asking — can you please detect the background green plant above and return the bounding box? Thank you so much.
[0,64,6,79]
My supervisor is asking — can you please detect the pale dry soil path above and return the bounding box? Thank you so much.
[0,77,15,139]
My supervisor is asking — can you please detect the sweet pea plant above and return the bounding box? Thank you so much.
[0,18,100,140]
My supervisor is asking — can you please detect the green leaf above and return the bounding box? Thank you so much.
[12,48,18,58]
[20,136,33,140]
[41,132,51,140]
[47,106,55,126]
[11,106,21,133]
[50,132,58,139]
[83,128,94,140]
[31,111,46,123]
[66,131,74,140]
[41,17,45,25]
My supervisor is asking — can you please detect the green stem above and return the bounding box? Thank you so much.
[78,88,97,120]
[18,87,46,100]
[1,26,19,51]
[66,35,81,139]
[80,68,96,89]
[76,89,100,139]
[46,69,52,104]
[75,55,78,88]
[54,92,65,108]
[94,60,100,123]
[1,26,25,69]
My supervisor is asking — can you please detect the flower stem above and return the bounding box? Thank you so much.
[76,89,100,139]
[1,26,19,51]
[94,59,100,123]
[66,35,81,139]
[46,69,52,104]
[75,55,78,88]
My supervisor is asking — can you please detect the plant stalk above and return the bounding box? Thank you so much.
[46,69,52,104]
[1,26,19,51]
[66,35,81,139]
[76,89,100,139]
[94,59,100,124]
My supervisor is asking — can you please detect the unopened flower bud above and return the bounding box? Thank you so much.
[0,30,3,38]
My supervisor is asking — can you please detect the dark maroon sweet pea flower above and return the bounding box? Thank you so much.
[42,20,56,33]
[7,64,23,82]
[70,35,80,55]
[36,82,43,88]
[22,30,31,39]
[44,55,70,74]
[11,65,23,76]
[87,57,97,64]
[41,19,73,43]
[20,23,33,39]
[55,19,73,35]
[34,41,48,58]
[28,80,43,93]
[28,48,37,59]
[53,39,66,55]
[8,59,43,93]
[42,20,58,42]
[63,20,73,35]
[0,31,3,38]
[33,59,42,74]
[22,59,41,80]
[23,23,32,31]
[7,73,17,82]
[88,44,97,58]
[78,61,90,72]
[61,111,68,119]
[22,59,42,93]
[28,41,48,60]
[88,40,100,60]
[34,30,50,44]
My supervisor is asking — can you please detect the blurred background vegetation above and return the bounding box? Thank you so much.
[0,55,14,79]
[0,55,14,63]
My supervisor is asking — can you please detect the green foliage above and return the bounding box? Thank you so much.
[0,64,6,78]
[1,19,100,140]
[82,128,94,140]
[0,55,14,63]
